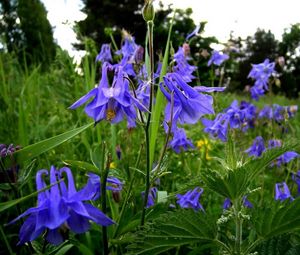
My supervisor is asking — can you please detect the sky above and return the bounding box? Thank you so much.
[41,0,300,57]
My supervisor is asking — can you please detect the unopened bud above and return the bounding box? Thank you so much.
[112,190,121,203]
[142,0,155,22]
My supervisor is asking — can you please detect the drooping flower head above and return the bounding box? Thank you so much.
[185,25,200,41]
[176,187,205,211]
[141,187,158,208]
[273,151,299,167]
[207,50,229,66]
[70,63,138,128]
[245,136,266,157]
[9,166,114,245]
[161,72,214,130]
[173,45,197,82]
[223,196,253,210]
[292,170,300,195]
[0,144,21,158]
[169,128,194,154]
[202,113,229,142]
[78,172,123,200]
[275,182,293,202]
[96,44,112,63]
[248,59,275,100]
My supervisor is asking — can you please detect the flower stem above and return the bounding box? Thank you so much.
[141,20,154,227]
[233,199,243,255]
[101,152,111,255]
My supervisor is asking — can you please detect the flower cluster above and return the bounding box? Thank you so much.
[258,104,298,122]
[244,137,299,166]
[248,59,275,100]
[160,44,226,153]
[176,187,205,211]
[0,144,21,158]
[202,100,256,141]
[9,166,115,245]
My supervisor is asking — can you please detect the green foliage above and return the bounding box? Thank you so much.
[0,0,56,68]
[201,141,299,200]
[127,210,219,255]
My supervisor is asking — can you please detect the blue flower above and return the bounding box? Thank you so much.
[245,136,265,157]
[70,63,137,128]
[207,50,229,66]
[292,171,300,195]
[96,44,112,63]
[161,72,214,129]
[78,173,123,200]
[169,128,194,153]
[141,187,158,208]
[202,113,229,142]
[186,25,200,40]
[173,45,197,82]
[273,151,299,167]
[275,182,293,202]
[258,105,273,119]
[248,59,275,100]
[176,187,204,211]
[223,198,232,210]
[268,139,282,149]
[9,166,114,245]
[0,143,21,157]
[223,196,253,210]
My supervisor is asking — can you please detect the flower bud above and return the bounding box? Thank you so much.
[142,0,155,22]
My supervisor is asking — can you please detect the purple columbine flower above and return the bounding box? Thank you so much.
[268,139,282,149]
[248,59,275,100]
[202,113,229,142]
[161,72,214,130]
[186,25,200,41]
[223,198,232,210]
[223,196,253,209]
[292,171,300,195]
[169,128,195,153]
[95,44,112,63]
[78,172,123,200]
[9,166,114,245]
[176,187,204,211]
[141,187,158,208]
[273,151,299,167]
[245,136,266,157]
[115,32,139,77]
[258,105,273,119]
[207,50,229,66]
[70,63,138,128]
[173,45,197,82]
[0,144,21,158]
[275,182,293,202]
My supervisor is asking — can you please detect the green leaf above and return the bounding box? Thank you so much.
[63,160,98,174]
[248,198,300,252]
[0,179,62,213]
[14,123,93,163]
[201,141,299,200]
[149,11,176,166]
[52,244,74,255]
[127,209,221,255]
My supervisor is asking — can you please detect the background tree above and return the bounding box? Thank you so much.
[231,29,279,92]
[278,23,300,98]
[0,0,56,68]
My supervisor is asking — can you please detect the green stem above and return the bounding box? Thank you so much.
[141,20,154,227]
[101,152,111,255]
[233,199,243,255]
[0,225,14,255]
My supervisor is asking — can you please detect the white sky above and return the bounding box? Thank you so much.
[41,0,300,57]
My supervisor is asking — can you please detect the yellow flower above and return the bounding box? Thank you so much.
[196,139,212,160]
[110,162,116,169]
